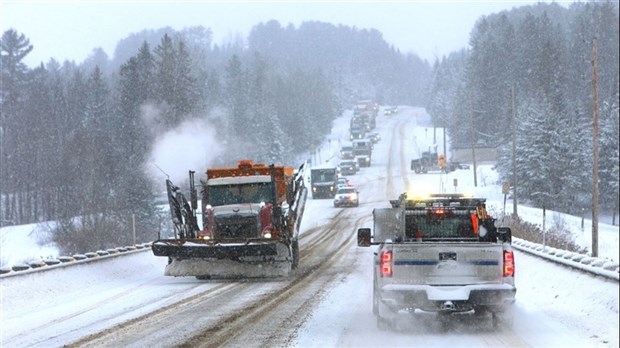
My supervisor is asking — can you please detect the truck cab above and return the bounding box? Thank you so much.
[310,167,338,199]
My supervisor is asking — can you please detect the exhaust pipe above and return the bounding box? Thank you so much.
[440,301,455,311]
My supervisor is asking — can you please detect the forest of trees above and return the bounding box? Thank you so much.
[0,21,431,253]
[426,2,619,215]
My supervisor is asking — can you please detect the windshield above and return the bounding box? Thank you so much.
[311,171,336,183]
[208,183,273,206]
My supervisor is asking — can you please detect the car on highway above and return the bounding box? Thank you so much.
[340,145,354,160]
[337,177,351,189]
[338,160,358,175]
[384,106,398,115]
[366,132,380,144]
[333,186,359,207]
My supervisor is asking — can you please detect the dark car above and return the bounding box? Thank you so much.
[340,146,354,159]
[384,106,398,115]
[338,161,357,175]
[366,132,380,144]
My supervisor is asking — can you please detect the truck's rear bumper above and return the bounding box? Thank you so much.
[379,283,516,313]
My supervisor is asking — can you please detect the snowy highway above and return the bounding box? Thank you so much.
[2,108,618,347]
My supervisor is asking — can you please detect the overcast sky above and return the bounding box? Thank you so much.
[2,1,567,68]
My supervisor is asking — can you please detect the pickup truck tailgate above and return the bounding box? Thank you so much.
[389,243,503,285]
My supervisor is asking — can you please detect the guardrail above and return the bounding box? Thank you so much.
[512,237,619,281]
[3,238,618,281]
[0,243,152,278]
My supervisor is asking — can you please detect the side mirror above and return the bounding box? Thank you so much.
[358,228,371,247]
[497,227,512,243]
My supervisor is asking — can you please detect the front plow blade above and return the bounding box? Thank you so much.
[152,240,278,259]
[152,239,293,278]
[165,258,292,278]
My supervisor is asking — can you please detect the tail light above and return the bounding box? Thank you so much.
[380,250,393,277]
[503,250,515,277]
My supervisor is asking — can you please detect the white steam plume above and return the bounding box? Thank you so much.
[147,117,224,185]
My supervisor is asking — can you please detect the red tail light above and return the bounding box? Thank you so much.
[503,250,515,277]
[380,250,393,277]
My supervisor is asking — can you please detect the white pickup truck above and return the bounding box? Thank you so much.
[358,193,516,330]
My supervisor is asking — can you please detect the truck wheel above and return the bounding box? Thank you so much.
[376,315,391,331]
[291,240,299,269]
[372,286,379,315]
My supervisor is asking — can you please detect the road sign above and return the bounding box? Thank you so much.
[502,182,510,194]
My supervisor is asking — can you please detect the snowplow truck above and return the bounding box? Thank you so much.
[152,160,308,278]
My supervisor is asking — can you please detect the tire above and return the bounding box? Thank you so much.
[291,240,299,269]
[376,315,391,331]
[374,286,393,331]
[372,287,379,315]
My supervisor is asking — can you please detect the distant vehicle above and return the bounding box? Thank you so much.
[366,132,381,144]
[384,106,398,115]
[449,161,470,170]
[333,186,359,207]
[338,160,357,176]
[337,177,350,189]
[353,139,372,167]
[311,167,339,198]
[350,126,366,140]
[340,145,354,160]
[410,151,451,174]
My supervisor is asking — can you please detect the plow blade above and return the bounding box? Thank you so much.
[152,239,279,259]
[152,239,293,278]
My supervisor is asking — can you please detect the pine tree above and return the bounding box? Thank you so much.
[0,29,33,224]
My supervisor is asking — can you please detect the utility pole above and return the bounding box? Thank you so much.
[443,126,447,161]
[469,91,478,187]
[511,85,518,217]
[591,38,600,257]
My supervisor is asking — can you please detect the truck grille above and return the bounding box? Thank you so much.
[214,215,259,239]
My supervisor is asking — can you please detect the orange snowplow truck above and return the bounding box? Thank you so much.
[152,160,307,279]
